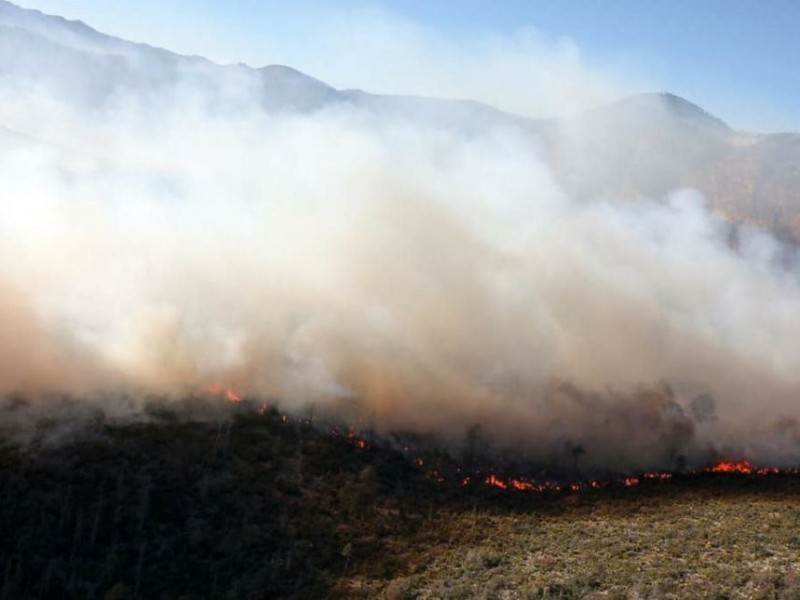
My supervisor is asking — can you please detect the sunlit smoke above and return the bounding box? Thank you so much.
[1,3,800,471]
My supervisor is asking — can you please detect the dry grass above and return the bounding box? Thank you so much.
[339,483,800,599]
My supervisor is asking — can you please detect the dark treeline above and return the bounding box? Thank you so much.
[0,403,449,599]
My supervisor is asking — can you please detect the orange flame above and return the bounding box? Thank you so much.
[510,478,535,491]
[485,474,508,490]
[206,382,242,403]
[402,450,800,495]
[706,460,753,474]
[643,472,673,481]
[756,467,781,475]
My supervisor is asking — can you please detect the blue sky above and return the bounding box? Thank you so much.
[13,0,800,132]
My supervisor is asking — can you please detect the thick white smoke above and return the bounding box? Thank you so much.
[1,5,799,470]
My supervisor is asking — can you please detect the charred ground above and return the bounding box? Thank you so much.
[1,399,800,599]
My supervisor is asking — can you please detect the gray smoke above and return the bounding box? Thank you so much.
[1,2,799,470]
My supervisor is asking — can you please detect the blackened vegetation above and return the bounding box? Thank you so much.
[0,399,797,599]
[0,403,448,599]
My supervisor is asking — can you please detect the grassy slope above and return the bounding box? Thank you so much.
[345,485,800,599]
[1,404,800,599]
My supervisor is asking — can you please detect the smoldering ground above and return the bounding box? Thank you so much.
[1,16,800,471]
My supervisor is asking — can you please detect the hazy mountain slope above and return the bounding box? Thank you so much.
[694,133,800,237]
[256,64,341,112]
[0,1,504,123]
[0,0,139,56]
[339,88,540,134]
[1,0,800,238]
[544,93,800,239]
[0,0,341,114]
[343,92,800,239]
[542,93,732,199]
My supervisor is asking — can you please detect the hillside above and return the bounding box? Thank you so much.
[2,400,800,599]
[3,4,800,598]
[541,93,800,240]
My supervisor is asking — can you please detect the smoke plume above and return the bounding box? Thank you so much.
[1,5,800,471]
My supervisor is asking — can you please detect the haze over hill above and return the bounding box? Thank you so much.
[1,1,800,471]
[2,0,800,237]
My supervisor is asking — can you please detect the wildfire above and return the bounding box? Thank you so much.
[701,460,794,476]
[510,479,534,491]
[706,460,754,474]
[207,382,242,403]
[482,473,642,493]
[484,475,564,493]
[345,431,368,450]
[756,467,782,476]
[219,405,800,497]
[643,472,673,481]
[459,459,795,496]
[485,474,508,490]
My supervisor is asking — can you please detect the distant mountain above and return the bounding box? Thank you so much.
[539,93,732,200]
[543,93,800,239]
[0,0,340,113]
[1,0,799,238]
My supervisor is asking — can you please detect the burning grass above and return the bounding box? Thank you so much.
[2,398,800,599]
[476,461,799,496]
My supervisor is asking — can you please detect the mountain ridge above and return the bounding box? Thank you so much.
[2,0,800,239]
[0,0,759,131]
